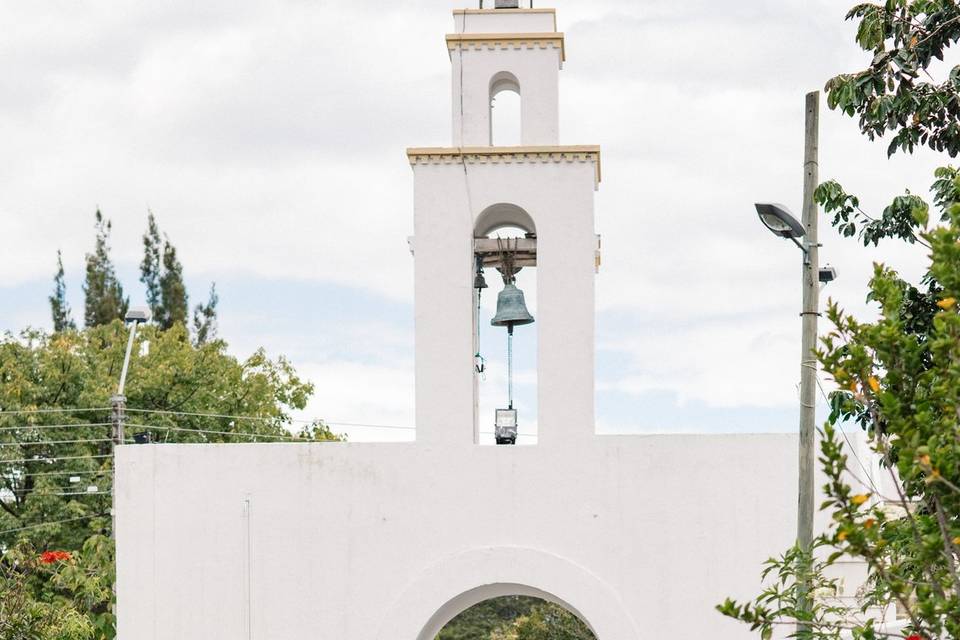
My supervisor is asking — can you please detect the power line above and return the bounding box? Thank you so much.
[125,407,295,423]
[0,422,112,432]
[0,438,113,447]
[1,454,113,465]
[4,469,113,478]
[0,512,108,536]
[814,377,882,496]
[0,407,110,416]
[124,407,416,431]
[31,490,111,497]
[125,423,313,441]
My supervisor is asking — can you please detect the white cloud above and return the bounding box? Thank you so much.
[0,0,951,427]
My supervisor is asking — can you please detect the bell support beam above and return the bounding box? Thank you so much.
[474,237,537,269]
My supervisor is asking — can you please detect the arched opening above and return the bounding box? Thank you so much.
[422,584,596,640]
[474,204,537,446]
[489,71,521,146]
[435,593,596,640]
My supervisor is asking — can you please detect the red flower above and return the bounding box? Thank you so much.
[39,550,72,564]
[906,635,922,640]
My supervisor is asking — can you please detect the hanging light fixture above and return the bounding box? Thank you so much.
[489,238,534,445]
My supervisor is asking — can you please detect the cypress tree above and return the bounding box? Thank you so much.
[192,283,219,345]
[140,212,188,330]
[83,210,128,327]
[158,239,188,329]
[140,212,162,321]
[49,250,76,332]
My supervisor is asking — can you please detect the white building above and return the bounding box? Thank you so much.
[116,5,880,638]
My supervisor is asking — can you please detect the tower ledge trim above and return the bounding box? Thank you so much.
[452,8,558,32]
[445,33,566,63]
[406,145,601,188]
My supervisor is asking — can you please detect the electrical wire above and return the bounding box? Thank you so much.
[124,409,415,431]
[0,422,112,432]
[814,377,883,496]
[0,513,108,536]
[1,454,113,465]
[0,407,110,416]
[5,469,113,478]
[31,490,110,497]
[125,423,311,441]
[0,438,113,447]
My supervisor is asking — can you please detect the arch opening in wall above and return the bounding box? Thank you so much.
[425,585,597,640]
[489,71,521,146]
[473,203,537,446]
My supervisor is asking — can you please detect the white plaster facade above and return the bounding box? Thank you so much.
[116,7,881,639]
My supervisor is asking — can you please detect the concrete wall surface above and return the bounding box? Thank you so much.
[116,433,804,639]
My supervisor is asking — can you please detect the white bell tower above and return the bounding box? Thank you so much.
[408,4,601,447]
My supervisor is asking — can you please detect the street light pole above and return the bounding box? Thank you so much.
[754,92,823,633]
[798,91,819,552]
[111,308,151,541]
[797,90,820,630]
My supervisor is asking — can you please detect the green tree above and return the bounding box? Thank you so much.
[509,603,594,640]
[158,240,188,330]
[192,283,219,345]
[719,1,960,637]
[436,597,595,640]
[140,212,189,331]
[0,322,340,637]
[0,547,96,640]
[50,250,76,333]
[139,213,162,321]
[82,211,127,328]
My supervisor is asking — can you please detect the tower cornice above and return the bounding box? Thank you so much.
[406,145,601,188]
[445,32,565,63]
[452,8,558,32]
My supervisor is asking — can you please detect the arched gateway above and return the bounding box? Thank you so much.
[377,547,638,640]
[114,5,836,639]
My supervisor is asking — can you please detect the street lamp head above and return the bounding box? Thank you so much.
[755,203,806,239]
[125,307,151,324]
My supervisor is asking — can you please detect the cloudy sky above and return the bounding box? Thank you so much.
[0,0,947,442]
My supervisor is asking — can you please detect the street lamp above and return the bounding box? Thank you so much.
[110,307,151,542]
[758,89,827,637]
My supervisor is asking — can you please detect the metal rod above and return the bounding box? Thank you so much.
[117,321,139,396]
[507,325,514,409]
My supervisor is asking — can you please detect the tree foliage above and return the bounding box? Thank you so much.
[720,1,960,637]
[0,322,340,637]
[140,212,192,331]
[82,212,127,329]
[192,283,219,346]
[50,251,76,333]
[825,0,960,157]
[436,597,595,640]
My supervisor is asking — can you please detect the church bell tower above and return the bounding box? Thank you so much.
[407,3,601,448]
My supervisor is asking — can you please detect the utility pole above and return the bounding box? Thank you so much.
[797,90,820,627]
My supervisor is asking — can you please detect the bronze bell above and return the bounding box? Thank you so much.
[474,271,488,290]
[490,283,534,327]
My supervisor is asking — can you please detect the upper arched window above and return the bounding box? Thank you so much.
[489,71,521,146]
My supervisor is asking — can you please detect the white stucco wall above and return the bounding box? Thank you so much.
[114,7,884,638]
[116,434,803,639]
